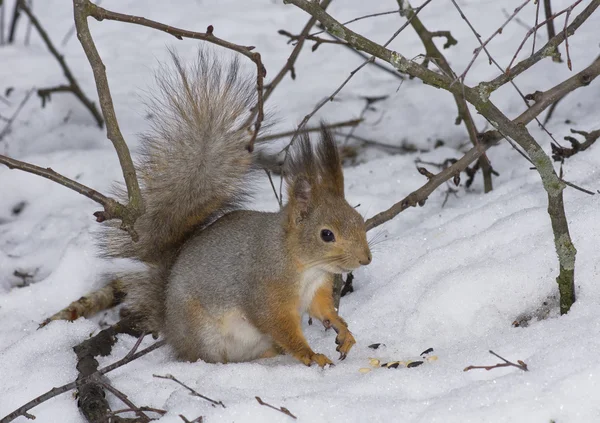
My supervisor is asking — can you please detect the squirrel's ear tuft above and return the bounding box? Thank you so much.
[291,175,312,220]
[317,124,344,197]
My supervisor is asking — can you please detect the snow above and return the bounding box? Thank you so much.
[1,0,600,422]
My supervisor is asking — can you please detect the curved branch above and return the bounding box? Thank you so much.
[73,0,144,229]
[0,154,134,232]
[84,0,266,152]
[18,0,104,127]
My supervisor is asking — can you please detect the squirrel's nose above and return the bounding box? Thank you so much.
[359,252,372,266]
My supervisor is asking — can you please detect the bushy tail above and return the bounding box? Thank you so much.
[99,50,264,331]
[102,49,260,264]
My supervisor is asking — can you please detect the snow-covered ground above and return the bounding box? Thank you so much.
[1,0,600,422]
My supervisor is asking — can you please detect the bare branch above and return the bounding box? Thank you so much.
[264,0,333,100]
[543,0,562,61]
[484,0,598,92]
[82,0,266,153]
[0,154,137,238]
[457,0,531,82]
[0,334,165,423]
[73,0,144,233]
[464,350,529,372]
[0,88,34,142]
[153,374,225,408]
[279,0,433,157]
[402,0,495,192]
[255,397,297,420]
[17,0,104,127]
[256,118,361,143]
[552,128,600,161]
[505,0,583,73]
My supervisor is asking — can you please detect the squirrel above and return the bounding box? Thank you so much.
[101,49,372,367]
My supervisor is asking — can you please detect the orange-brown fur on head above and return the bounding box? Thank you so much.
[284,125,371,273]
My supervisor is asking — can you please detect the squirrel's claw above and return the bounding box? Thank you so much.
[334,329,356,360]
[310,352,334,368]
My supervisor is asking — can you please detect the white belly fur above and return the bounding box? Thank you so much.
[215,269,328,362]
[298,267,328,313]
[220,309,272,362]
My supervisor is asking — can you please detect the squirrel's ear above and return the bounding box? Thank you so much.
[291,175,312,220]
[318,124,344,197]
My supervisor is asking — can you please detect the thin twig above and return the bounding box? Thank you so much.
[532,0,540,55]
[18,0,104,127]
[450,0,566,151]
[153,374,226,408]
[402,0,494,192]
[486,0,598,91]
[7,0,21,43]
[0,0,5,45]
[552,128,600,161]
[264,0,332,101]
[179,415,203,423]
[0,340,165,423]
[23,0,32,45]
[99,380,152,423]
[0,88,34,141]
[256,118,361,143]
[457,0,531,82]
[464,350,529,372]
[0,154,132,229]
[279,0,433,157]
[505,0,584,72]
[543,0,562,62]
[124,332,147,360]
[312,9,402,36]
[255,397,297,420]
[82,0,265,152]
[265,169,282,208]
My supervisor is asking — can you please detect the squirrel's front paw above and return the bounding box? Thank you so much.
[335,329,356,360]
[310,353,334,367]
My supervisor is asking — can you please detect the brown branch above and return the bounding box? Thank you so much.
[278,29,347,51]
[464,350,529,372]
[312,9,402,36]
[483,0,598,93]
[83,0,265,153]
[365,133,498,231]
[265,0,333,97]
[153,374,225,408]
[458,0,531,82]
[179,415,203,423]
[0,154,135,237]
[520,55,600,125]
[0,323,165,423]
[256,118,361,143]
[543,0,563,62]
[279,0,433,157]
[99,380,152,423]
[0,88,34,141]
[505,0,584,73]
[73,0,144,235]
[532,0,540,55]
[255,397,297,420]
[7,0,21,43]
[552,128,600,161]
[17,0,104,128]
[0,1,5,45]
[402,0,495,192]
[74,318,143,423]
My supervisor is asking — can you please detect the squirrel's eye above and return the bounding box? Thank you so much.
[320,229,335,242]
